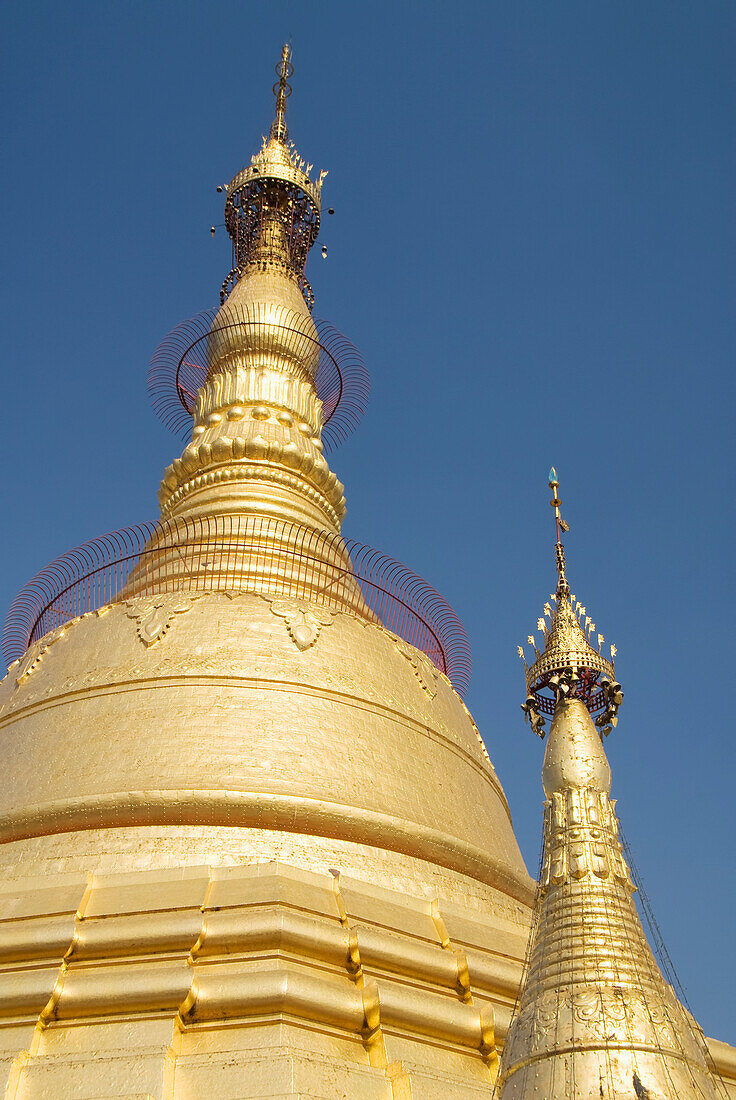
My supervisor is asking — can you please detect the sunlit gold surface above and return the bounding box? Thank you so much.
[0,863,527,1099]
[158,266,346,533]
[497,697,725,1098]
[0,592,530,899]
[0,586,537,1096]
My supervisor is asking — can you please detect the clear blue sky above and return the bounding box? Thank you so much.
[2,1,734,1041]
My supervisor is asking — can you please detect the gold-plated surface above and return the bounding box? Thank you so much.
[499,477,730,1096]
[159,268,346,533]
[124,517,370,616]
[0,44,543,1098]
[0,863,526,1099]
[0,574,537,1096]
[0,592,531,905]
[155,55,348,597]
[497,698,722,1097]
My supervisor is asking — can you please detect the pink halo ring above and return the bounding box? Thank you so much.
[148,308,369,452]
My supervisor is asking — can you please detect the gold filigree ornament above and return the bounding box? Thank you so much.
[269,598,334,651]
[125,592,197,647]
[572,989,604,1026]
[531,990,562,1043]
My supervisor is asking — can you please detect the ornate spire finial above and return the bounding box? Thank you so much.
[519,471,622,739]
[218,43,325,306]
[270,43,293,144]
[548,466,569,598]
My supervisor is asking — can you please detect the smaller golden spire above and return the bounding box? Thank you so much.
[500,479,721,1100]
[270,43,293,144]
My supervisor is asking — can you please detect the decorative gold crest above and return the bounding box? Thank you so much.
[269,598,334,651]
[126,592,196,647]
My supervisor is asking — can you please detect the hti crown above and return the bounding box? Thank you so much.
[518,469,622,738]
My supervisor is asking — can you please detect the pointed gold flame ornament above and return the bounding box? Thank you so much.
[498,471,723,1099]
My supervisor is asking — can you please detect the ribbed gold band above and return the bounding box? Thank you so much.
[0,789,536,906]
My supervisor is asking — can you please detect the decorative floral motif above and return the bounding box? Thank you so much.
[572,989,604,1025]
[126,593,196,647]
[531,991,561,1044]
[269,598,334,651]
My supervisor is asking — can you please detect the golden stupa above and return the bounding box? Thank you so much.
[0,46,733,1100]
[497,474,734,1099]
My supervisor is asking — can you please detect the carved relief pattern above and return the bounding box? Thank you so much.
[541,787,633,889]
[269,598,334,651]
[530,992,558,1048]
[507,984,695,1063]
[125,593,197,647]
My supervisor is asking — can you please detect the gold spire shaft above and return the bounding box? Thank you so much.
[548,466,570,597]
[270,43,292,143]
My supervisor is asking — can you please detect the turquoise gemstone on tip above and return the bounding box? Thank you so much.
[548,466,558,485]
